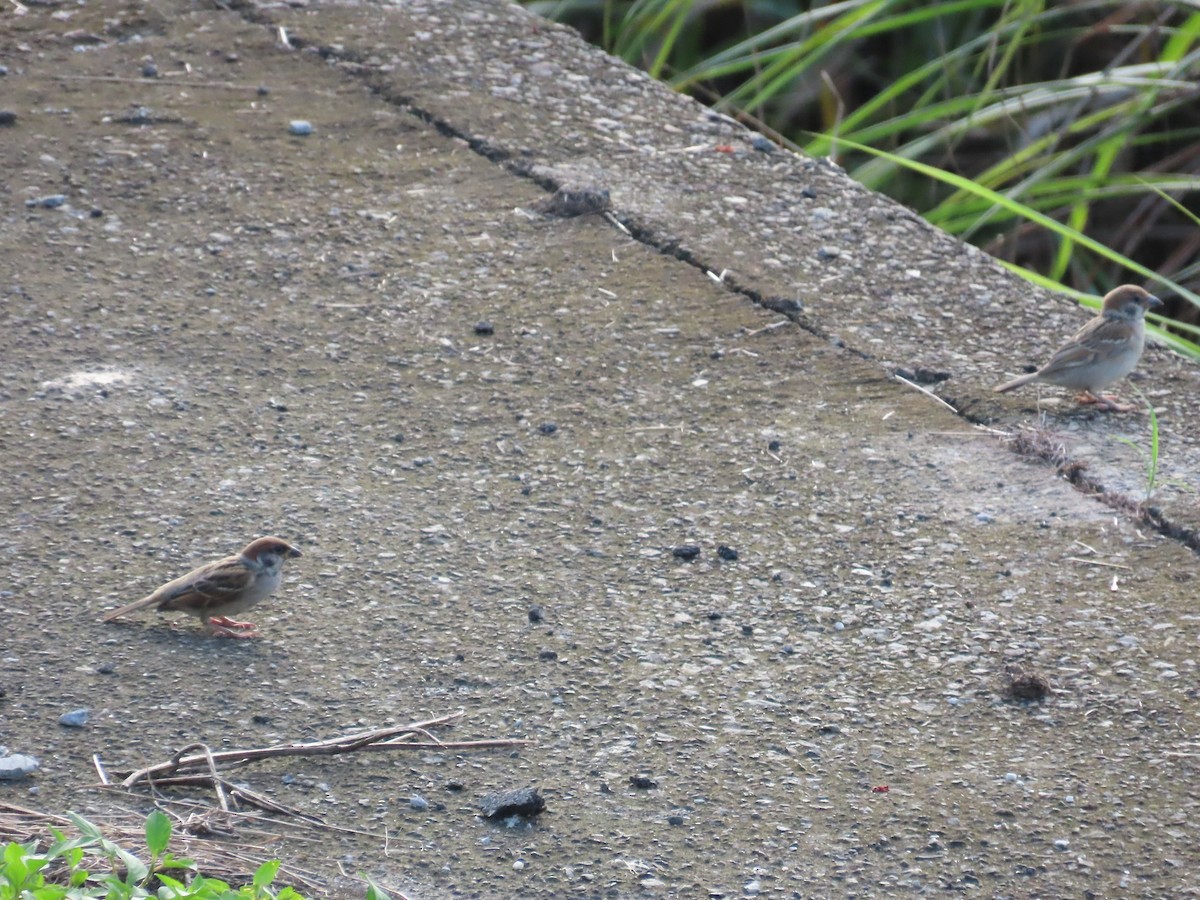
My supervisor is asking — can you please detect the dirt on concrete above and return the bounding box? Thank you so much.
[2,1,1199,897]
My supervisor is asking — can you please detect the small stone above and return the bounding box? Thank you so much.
[0,110,16,126]
[717,545,738,561]
[538,649,558,661]
[672,545,700,561]
[1004,772,1019,783]
[629,775,657,789]
[58,708,88,728]
[538,422,557,435]
[528,605,544,624]
[257,85,270,96]
[141,63,158,78]
[288,120,313,136]
[512,859,525,871]
[750,134,774,153]
[744,880,762,894]
[817,246,841,260]
[741,624,753,636]
[667,814,684,826]
[1054,839,1069,851]
[801,186,818,199]
[479,787,545,819]
[473,320,495,336]
[409,794,429,811]
[767,439,780,452]
[0,754,39,780]
[252,714,271,725]
[95,662,115,675]
[26,194,66,209]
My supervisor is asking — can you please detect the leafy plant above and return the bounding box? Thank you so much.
[0,811,302,900]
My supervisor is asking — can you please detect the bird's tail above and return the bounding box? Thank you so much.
[993,372,1038,394]
[102,593,160,622]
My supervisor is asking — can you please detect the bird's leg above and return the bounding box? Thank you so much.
[209,615,258,630]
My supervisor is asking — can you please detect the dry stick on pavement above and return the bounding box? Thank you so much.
[111,711,529,790]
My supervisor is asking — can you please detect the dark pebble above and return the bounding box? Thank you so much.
[894,366,950,385]
[252,714,272,725]
[781,645,794,655]
[479,786,545,819]
[473,320,494,336]
[409,794,429,811]
[717,545,738,561]
[141,63,158,78]
[667,814,685,826]
[26,194,66,209]
[0,66,8,76]
[257,85,270,96]
[446,781,464,792]
[672,545,700,561]
[95,662,115,675]
[629,775,657,789]
[750,135,775,152]
[0,110,16,126]
[528,605,544,624]
[538,649,558,661]
[801,186,818,199]
[706,611,722,621]
[90,208,104,218]
[538,422,557,435]
[741,624,753,636]
[767,439,780,452]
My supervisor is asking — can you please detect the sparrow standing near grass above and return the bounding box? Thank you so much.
[103,536,302,638]
[993,284,1161,412]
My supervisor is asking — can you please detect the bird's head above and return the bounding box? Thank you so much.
[1102,284,1162,320]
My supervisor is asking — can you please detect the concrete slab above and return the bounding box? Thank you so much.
[1,0,1198,896]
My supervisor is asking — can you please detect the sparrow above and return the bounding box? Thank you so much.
[993,284,1161,412]
[103,536,302,638]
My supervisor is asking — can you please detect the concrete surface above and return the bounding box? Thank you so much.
[2,0,1199,896]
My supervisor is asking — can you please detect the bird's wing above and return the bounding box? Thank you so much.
[155,558,254,614]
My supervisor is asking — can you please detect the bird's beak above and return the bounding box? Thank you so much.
[289,546,303,558]
[1147,294,1163,309]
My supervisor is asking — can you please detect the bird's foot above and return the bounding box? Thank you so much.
[210,624,262,639]
[209,615,257,630]
[1075,391,1136,413]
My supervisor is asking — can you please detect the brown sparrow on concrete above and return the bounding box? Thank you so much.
[993,284,1161,412]
[103,536,302,638]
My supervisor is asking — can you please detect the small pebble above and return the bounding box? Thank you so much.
[741,624,753,636]
[817,246,842,260]
[512,859,525,871]
[1054,839,1069,851]
[288,120,313,136]
[672,545,700,561]
[0,110,16,126]
[750,134,775,153]
[767,439,780,452]
[744,880,762,895]
[667,814,684,826]
[26,194,66,209]
[528,605,544,624]
[538,422,557,435]
[0,754,39,780]
[257,85,270,96]
[717,545,738,561]
[409,794,429,811]
[58,708,88,728]
[473,320,495,336]
[538,649,557,661]
[141,63,158,78]
[479,787,545,819]
[95,662,115,674]
[629,775,657,789]
[1004,772,1019,783]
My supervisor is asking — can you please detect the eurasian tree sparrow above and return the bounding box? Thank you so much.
[993,284,1161,412]
[103,536,302,638]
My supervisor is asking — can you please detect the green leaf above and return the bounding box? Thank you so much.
[145,809,172,857]
[364,876,394,900]
[253,859,282,891]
